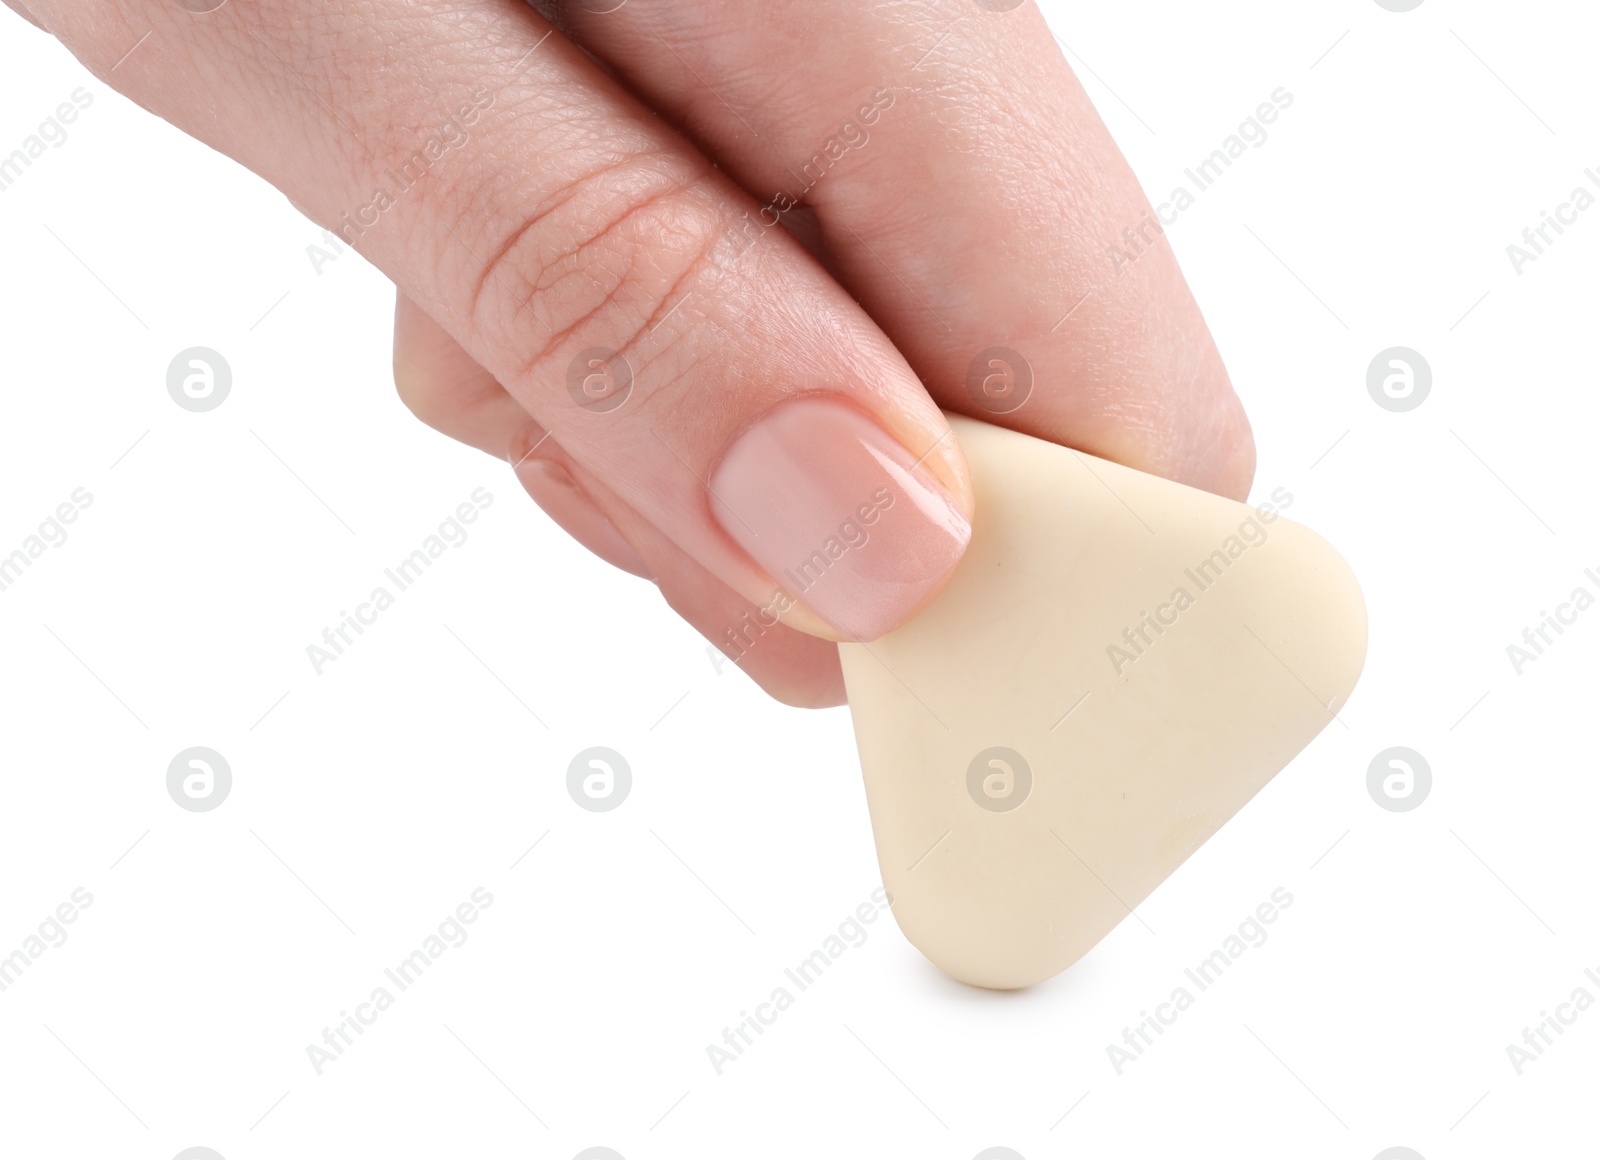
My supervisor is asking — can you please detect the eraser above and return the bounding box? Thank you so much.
[840,415,1366,989]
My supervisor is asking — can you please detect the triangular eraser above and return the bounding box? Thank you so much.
[840,415,1366,989]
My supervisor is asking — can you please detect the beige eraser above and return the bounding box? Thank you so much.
[839,416,1366,989]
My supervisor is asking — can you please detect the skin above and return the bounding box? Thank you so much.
[5,0,1254,707]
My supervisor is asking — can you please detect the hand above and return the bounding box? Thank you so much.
[7,0,1253,706]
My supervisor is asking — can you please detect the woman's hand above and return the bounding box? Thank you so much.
[6,0,1253,706]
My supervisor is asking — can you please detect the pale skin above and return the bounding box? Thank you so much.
[5,0,1254,707]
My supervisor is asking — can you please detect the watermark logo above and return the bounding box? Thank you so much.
[0,88,95,196]
[1107,490,1292,676]
[567,747,631,812]
[1506,568,1599,674]
[167,347,231,413]
[1106,887,1294,1074]
[974,1150,1028,1160]
[779,488,894,598]
[1367,747,1430,812]
[0,487,93,596]
[573,1149,627,1160]
[0,887,94,995]
[172,1149,228,1160]
[1372,0,1424,11]
[1507,171,1599,274]
[1367,347,1430,412]
[707,587,795,674]
[167,748,232,812]
[710,90,896,272]
[1142,88,1295,232]
[305,489,494,675]
[332,91,494,245]
[1504,967,1599,1075]
[1373,1149,1426,1160]
[705,887,891,1074]
[967,746,1032,812]
[1107,209,1167,277]
[567,347,633,413]
[304,888,494,1074]
[966,347,1032,415]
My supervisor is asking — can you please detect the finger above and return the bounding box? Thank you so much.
[552,448,850,709]
[393,289,531,460]
[504,419,849,708]
[393,289,654,579]
[395,290,844,703]
[539,0,1255,498]
[512,456,653,581]
[33,0,973,642]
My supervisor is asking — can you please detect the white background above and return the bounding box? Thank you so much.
[1,1,1596,1157]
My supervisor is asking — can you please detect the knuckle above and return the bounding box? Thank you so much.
[465,151,728,395]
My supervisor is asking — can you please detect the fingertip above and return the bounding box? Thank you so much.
[706,395,973,643]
